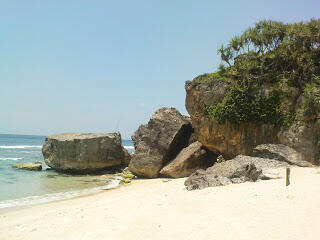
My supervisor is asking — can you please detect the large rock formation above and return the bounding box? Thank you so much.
[160,141,216,178]
[42,132,130,173]
[185,78,320,165]
[128,108,193,178]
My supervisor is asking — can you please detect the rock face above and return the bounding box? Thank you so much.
[12,162,42,171]
[42,132,130,173]
[251,144,314,167]
[160,141,216,178]
[185,80,278,160]
[185,79,320,165]
[278,119,320,166]
[128,108,193,178]
[184,155,289,190]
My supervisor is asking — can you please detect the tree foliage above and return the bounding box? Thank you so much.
[203,19,320,125]
[218,19,320,89]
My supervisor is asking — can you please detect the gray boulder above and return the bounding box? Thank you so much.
[251,144,314,167]
[42,132,130,173]
[12,161,42,171]
[184,170,233,190]
[128,108,193,178]
[184,155,289,190]
[160,141,216,178]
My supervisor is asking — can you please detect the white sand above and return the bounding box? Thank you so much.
[1,167,320,240]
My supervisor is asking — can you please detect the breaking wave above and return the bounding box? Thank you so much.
[0,179,120,209]
[0,157,22,161]
[0,145,42,149]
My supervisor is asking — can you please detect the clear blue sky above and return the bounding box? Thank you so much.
[1,0,319,139]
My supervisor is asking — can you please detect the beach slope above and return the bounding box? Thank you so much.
[1,167,320,240]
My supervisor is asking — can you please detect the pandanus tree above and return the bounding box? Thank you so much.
[218,19,320,89]
[204,19,320,125]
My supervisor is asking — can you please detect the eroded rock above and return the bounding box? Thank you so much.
[42,132,130,173]
[185,78,320,165]
[128,108,193,178]
[251,144,314,167]
[160,141,216,178]
[184,155,289,190]
[185,80,279,159]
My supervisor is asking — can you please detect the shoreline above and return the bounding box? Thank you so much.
[1,167,320,240]
[0,179,121,214]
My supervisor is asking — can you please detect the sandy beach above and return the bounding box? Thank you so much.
[1,167,320,240]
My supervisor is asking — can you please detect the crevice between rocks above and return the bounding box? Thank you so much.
[162,123,193,167]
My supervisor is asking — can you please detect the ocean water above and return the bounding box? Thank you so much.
[0,134,134,209]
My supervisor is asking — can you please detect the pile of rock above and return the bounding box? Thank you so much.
[39,107,315,193]
[184,144,314,190]
[128,108,217,178]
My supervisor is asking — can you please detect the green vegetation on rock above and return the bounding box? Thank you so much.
[204,87,282,125]
[303,83,319,117]
[201,19,320,125]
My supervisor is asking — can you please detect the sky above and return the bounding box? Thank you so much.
[1,0,319,139]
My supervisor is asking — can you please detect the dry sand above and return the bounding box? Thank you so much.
[1,167,320,240]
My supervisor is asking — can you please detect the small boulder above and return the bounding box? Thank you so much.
[160,141,216,178]
[251,144,313,167]
[129,108,193,178]
[12,162,42,171]
[184,170,232,190]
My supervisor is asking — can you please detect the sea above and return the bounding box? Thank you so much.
[0,134,134,209]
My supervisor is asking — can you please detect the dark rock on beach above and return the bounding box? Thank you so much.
[42,132,130,173]
[128,107,193,178]
[160,141,216,178]
[184,155,290,190]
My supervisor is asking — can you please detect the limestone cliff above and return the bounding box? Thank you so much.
[185,77,320,165]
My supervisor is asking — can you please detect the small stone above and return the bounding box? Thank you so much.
[120,178,131,184]
[12,162,42,171]
[216,155,226,163]
[231,177,246,184]
[216,176,232,186]
[162,179,172,182]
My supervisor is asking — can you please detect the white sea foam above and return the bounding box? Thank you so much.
[0,179,120,209]
[0,157,22,161]
[0,145,42,149]
[124,146,134,150]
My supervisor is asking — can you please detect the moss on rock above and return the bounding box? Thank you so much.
[12,162,42,171]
